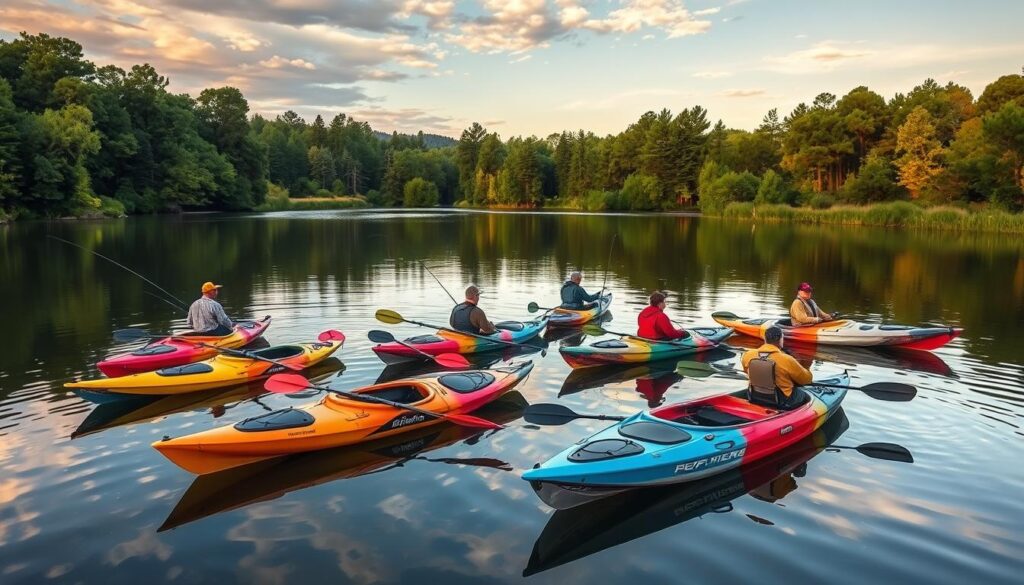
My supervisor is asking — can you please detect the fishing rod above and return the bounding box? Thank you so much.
[600,233,617,293]
[47,235,188,312]
[421,261,459,305]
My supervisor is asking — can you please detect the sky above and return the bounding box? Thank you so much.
[1,1,1022,137]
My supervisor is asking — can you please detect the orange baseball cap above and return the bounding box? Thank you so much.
[201,282,223,294]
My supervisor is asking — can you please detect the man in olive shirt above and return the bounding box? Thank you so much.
[790,282,833,326]
[741,326,813,409]
[186,281,233,335]
[449,285,496,335]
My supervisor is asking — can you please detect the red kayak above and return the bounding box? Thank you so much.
[97,317,271,377]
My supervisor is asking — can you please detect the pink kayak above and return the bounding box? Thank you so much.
[97,317,271,377]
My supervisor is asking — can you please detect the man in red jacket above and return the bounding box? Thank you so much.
[637,291,688,341]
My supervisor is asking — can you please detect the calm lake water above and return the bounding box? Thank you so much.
[0,209,1021,584]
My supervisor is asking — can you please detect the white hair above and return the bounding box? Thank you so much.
[570,271,582,280]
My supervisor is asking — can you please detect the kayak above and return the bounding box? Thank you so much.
[523,411,850,575]
[547,293,613,327]
[158,392,528,531]
[371,318,547,365]
[97,317,272,377]
[559,326,734,368]
[71,358,344,439]
[66,334,344,396]
[521,372,847,502]
[712,311,961,351]
[153,361,535,474]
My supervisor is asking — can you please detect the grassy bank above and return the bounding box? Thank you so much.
[720,201,1024,234]
[255,193,370,212]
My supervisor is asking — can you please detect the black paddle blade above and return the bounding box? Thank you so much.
[527,302,541,313]
[112,328,153,342]
[860,382,916,402]
[581,324,607,337]
[523,403,582,426]
[367,329,395,343]
[855,442,914,463]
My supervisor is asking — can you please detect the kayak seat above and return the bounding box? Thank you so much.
[365,385,426,404]
[775,318,793,327]
[495,321,525,332]
[673,406,751,427]
[254,345,304,360]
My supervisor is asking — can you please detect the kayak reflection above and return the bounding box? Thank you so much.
[71,357,345,438]
[523,410,851,577]
[542,311,614,345]
[725,336,955,377]
[558,348,735,406]
[158,391,527,532]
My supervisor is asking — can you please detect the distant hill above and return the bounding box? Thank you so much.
[374,130,457,149]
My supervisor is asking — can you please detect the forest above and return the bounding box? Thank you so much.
[1,32,1022,220]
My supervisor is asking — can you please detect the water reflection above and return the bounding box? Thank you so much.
[524,410,856,576]
[160,392,527,531]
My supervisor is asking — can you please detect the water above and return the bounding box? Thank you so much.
[0,209,1021,584]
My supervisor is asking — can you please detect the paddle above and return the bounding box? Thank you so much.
[196,329,345,373]
[367,329,471,369]
[523,403,627,426]
[828,442,914,463]
[113,327,189,343]
[527,301,556,314]
[581,323,693,347]
[375,308,546,356]
[673,360,917,401]
[264,373,504,430]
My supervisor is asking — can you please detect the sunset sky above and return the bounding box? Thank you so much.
[2,1,1022,136]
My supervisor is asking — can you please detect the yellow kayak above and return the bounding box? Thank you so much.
[65,332,345,396]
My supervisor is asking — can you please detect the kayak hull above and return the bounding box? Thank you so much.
[152,362,534,474]
[546,294,613,327]
[522,373,847,497]
[371,318,547,364]
[66,335,344,396]
[712,311,960,350]
[97,317,272,377]
[559,326,733,368]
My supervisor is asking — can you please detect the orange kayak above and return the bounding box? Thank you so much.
[152,361,535,474]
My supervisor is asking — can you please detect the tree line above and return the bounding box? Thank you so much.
[1,32,1022,219]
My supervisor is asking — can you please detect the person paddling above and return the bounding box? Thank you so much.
[741,325,813,409]
[560,271,603,310]
[450,284,496,335]
[637,291,688,341]
[790,282,833,326]
[186,282,233,336]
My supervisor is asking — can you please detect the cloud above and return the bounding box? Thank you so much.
[762,40,1024,75]
[693,70,732,78]
[719,88,766,97]
[445,0,714,54]
[259,56,317,70]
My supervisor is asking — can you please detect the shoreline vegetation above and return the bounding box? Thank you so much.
[1,33,1023,232]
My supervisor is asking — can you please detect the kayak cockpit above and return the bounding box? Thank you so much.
[651,392,796,428]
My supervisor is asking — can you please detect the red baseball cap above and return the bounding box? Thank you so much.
[797,282,813,292]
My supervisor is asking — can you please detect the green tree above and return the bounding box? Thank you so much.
[755,169,794,204]
[895,106,943,198]
[403,177,439,207]
[976,74,1024,114]
[982,102,1024,206]
[840,155,906,203]
[620,172,662,210]
[456,123,486,199]
[308,145,336,188]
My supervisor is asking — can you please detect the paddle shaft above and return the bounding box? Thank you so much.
[402,317,536,351]
[601,234,617,292]
[198,343,303,372]
[315,381,481,425]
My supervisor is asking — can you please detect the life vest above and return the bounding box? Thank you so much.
[560,281,582,309]
[747,352,780,406]
[450,302,481,334]
[797,297,822,319]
